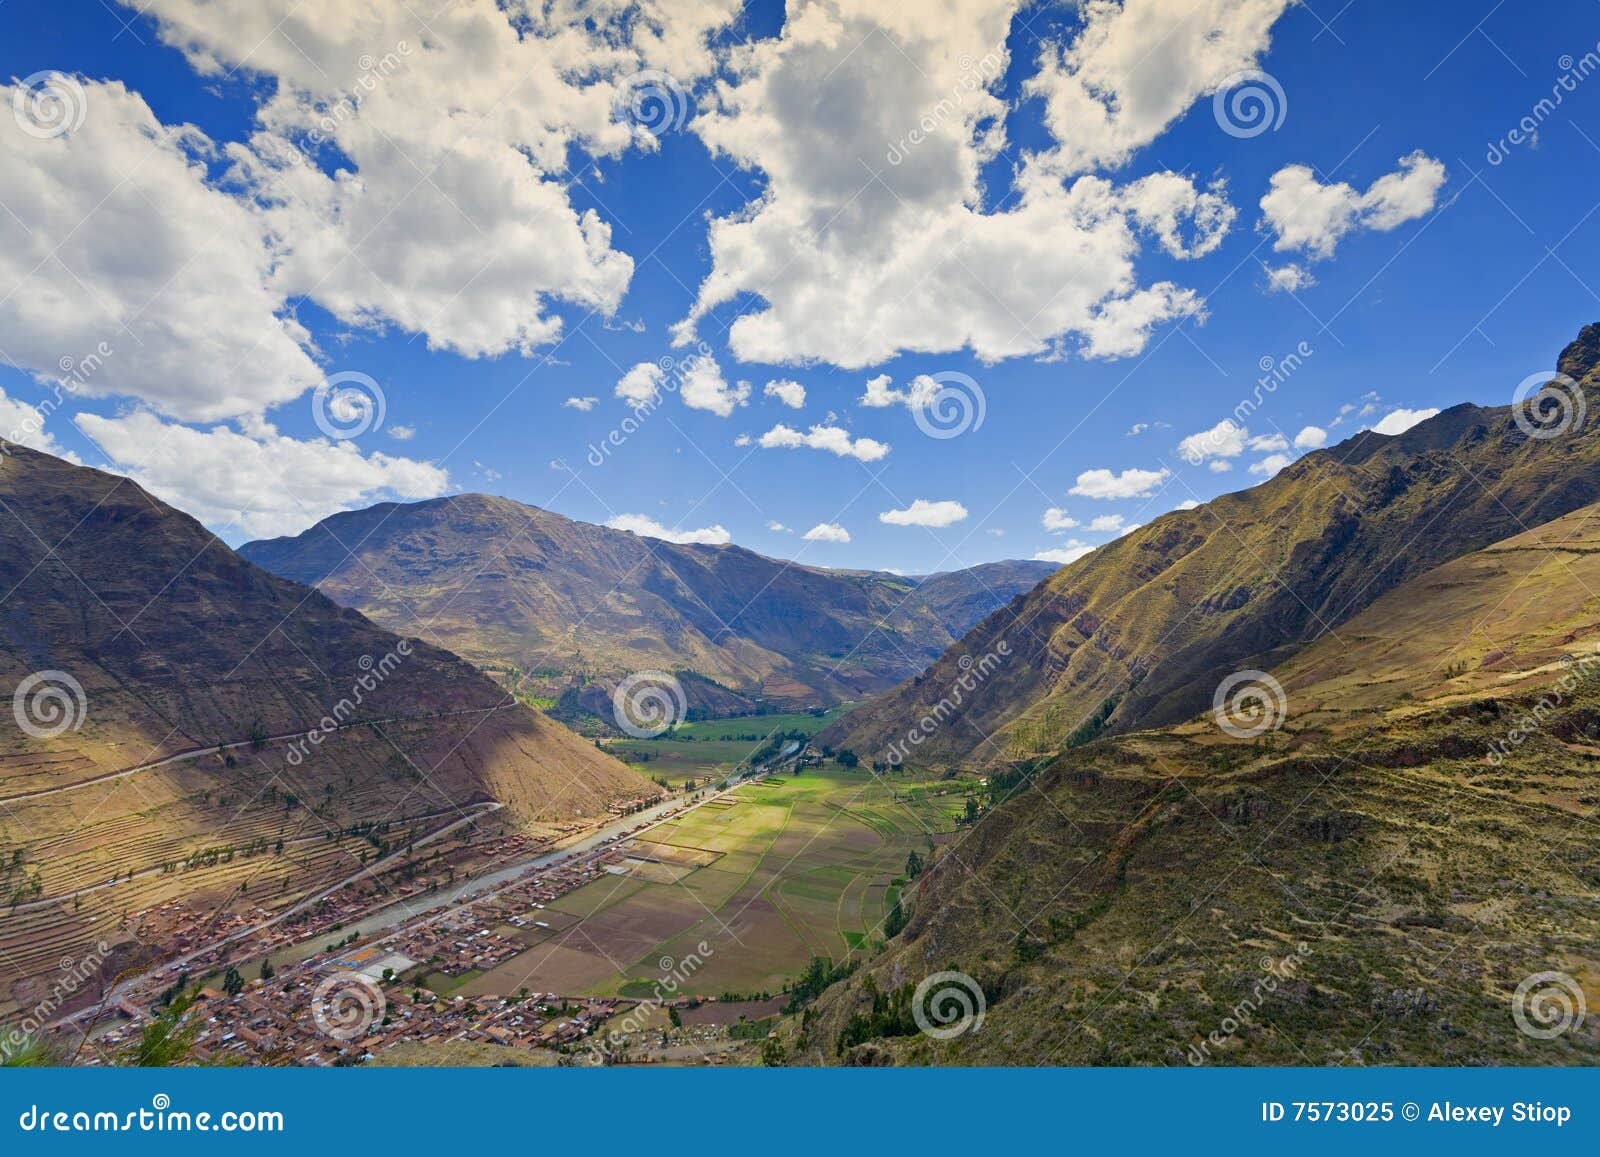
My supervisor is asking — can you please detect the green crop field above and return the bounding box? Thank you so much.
[609,706,853,787]
[453,763,972,1002]
[667,707,848,741]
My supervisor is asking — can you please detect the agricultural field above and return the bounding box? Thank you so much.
[450,763,973,1002]
[666,708,848,741]
[610,707,851,788]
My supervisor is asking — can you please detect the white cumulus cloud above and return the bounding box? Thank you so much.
[1043,507,1080,532]
[1034,540,1095,566]
[680,355,750,417]
[1371,407,1440,435]
[604,513,732,545]
[803,522,851,543]
[763,379,807,409]
[879,499,968,528]
[1070,466,1170,499]
[758,423,889,462]
[76,410,451,540]
[616,362,666,407]
[1262,151,1447,261]
[674,1,1257,368]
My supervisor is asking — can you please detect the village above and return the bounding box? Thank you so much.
[54,779,764,1066]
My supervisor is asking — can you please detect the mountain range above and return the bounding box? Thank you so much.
[825,326,1600,767]
[0,445,645,1016]
[781,497,1600,1064]
[764,328,1600,1065]
[239,495,1057,716]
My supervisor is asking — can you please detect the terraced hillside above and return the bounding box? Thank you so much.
[239,495,1056,713]
[0,445,647,1018]
[827,326,1600,767]
[767,504,1600,1066]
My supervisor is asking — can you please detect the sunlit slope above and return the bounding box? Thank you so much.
[778,510,1600,1066]
[828,326,1600,767]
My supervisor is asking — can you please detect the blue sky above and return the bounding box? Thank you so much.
[1,0,1597,574]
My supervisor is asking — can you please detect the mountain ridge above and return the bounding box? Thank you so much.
[239,493,1058,713]
[0,444,647,1013]
[825,336,1600,767]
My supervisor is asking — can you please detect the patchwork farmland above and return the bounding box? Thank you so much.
[449,764,969,1001]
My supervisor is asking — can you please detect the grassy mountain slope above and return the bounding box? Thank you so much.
[826,328,1600,767]
[0,446,645,1014]
[771,504,1600,1066]
[239,494,1056,710]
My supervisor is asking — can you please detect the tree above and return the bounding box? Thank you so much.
[905,850,923,879]
[836,748,859,768]
[259,958,275,981]
[668,1006,682,1029]
[884,895,907,938]
[222,966,244,997]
